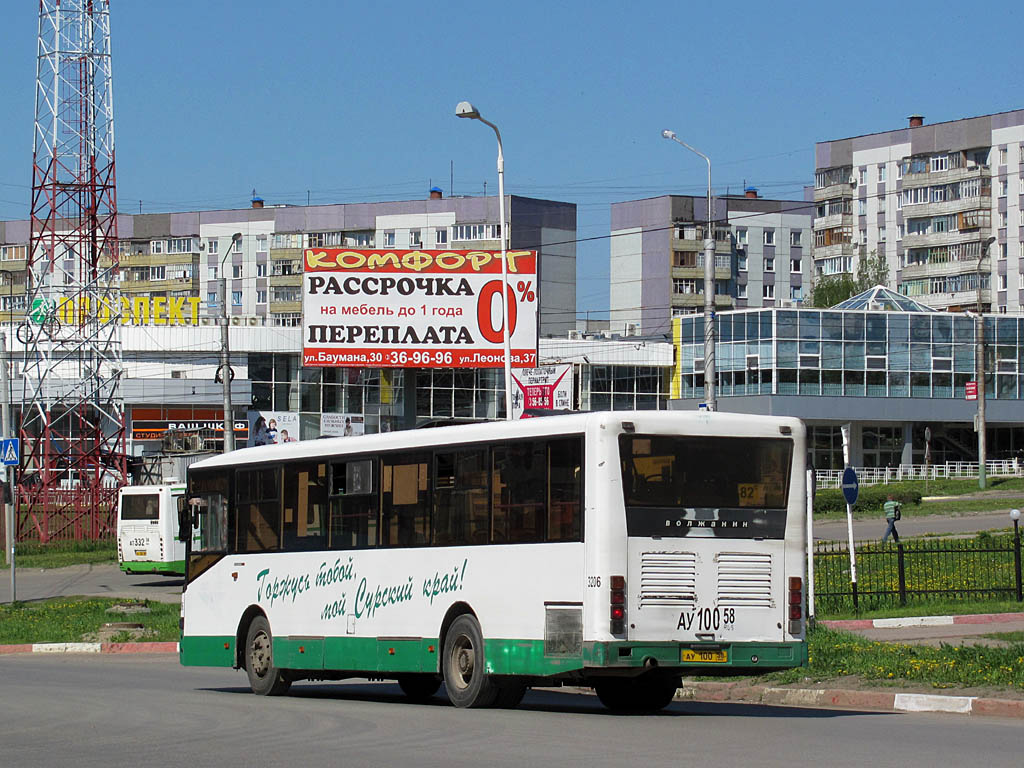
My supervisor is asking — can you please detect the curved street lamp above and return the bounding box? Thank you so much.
[456,102,513,421]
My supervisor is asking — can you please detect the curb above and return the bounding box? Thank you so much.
[679,681,1024,719]
[0,641,178,655]
[822,612,1024,630]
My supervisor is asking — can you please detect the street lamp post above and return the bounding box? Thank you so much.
[976,236,996,488]
[456,101,513,421]
[662,129,716,411]
[220,232,242,452]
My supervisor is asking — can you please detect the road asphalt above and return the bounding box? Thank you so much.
[813,509,1017,541]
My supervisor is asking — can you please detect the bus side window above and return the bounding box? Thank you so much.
[381,453,430,547]
[328,459,378,549]
[432,449,489,546]
[237,467,281,552]
[548,438,582,542]
[492,442,546,544]
[282,462,328,551]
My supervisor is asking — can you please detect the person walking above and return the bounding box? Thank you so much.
[882,494,901,543]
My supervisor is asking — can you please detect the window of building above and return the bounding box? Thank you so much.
[859,168,867,185]
[877,195,886,214]
[150,266,166,280]
[272,287,301,303]
[272,313,302,327]
[999,179,1008,196]
[383,230,396,247]
[763,284,775,299]
[737,254,747,271]
[790,231,802,247]
[791,285,803,301]
[232,290,243,306]
[673,278,698,294]
[1,244,27,261]
[256,290,267,303]
[150,240,165,254]
[272,233,302,249]
[877,164,887,182]
[256,262,267,277]
[168,238,194,254]
[860,229,867,245]
[206,238,218,254]
[930,155,948,172]
[207,291,218,307]
[999,211,1007,227]
[857,199,866,216]
[999,147,1008,164]
[763,230,775,246]
[737,284,747,299]
[256,235,268,252]
[233,237,243,254]
[791,258,801,273]
[1000,243,1007,259]
[208,266,218,280]
[232,264,243,279]
[736,228,748,245]
[879,227,887,242]
[896,161,903,180]
[763,257,775,272]
[435,227,448,246]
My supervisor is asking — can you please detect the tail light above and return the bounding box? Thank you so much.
[610,575,626,635]
[788,576,803,634]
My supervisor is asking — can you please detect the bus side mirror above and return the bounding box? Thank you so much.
[176,496,191,542]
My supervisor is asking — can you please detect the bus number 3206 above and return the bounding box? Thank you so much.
[677,607,736,631]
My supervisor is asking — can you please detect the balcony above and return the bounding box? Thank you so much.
[672,265,732,281]
[813,184,854,203]
[902,193,991,220]
[269,272,302,287]
[902,229,990,251]
[812,243,856,261]
[813,213,853,231]
[271,247,303,261]
[269,300,301,314]
[902,163,990,189]
[671,235,732,254]
[900,257,989,282]
[671,293,735,310]
[911,288,991,311]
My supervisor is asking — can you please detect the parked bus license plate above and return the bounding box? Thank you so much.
[682,649,727,663]
[134,550,147,556]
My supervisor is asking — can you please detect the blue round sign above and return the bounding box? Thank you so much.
[841,466,859,506]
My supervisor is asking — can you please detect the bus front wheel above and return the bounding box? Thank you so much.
[245,616,291,696]
[443,614,498,708]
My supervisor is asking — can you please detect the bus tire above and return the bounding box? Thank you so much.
[244,616,291,696]
[594,675,678,713]
[397,674,441,702]
[442,614,498,708]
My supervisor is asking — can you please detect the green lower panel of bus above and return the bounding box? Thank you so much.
[180,634,806,676]
[119,560,185,575]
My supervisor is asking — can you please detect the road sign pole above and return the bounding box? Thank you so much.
[841,465,860,612]
[1,330,14,602]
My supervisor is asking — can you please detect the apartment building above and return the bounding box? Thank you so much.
[813,110,1024,312]
[609,192,814,336]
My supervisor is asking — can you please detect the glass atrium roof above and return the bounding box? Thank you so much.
[831,285,937,313]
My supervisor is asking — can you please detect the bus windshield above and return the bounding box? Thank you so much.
[619,434,793,538]
[121,493,160,521]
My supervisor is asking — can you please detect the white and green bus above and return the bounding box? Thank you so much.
[178,411,807,711]
[117,483,188,576]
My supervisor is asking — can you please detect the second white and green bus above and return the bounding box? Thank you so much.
[117,483,187,576]
[178,411,807,711]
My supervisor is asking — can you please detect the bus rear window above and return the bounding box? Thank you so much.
[619,435,792,538]
[121,493,159,521]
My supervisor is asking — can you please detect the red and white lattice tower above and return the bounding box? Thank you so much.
[20,0,125,541]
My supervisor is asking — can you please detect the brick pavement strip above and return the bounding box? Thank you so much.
[0,641,178,654]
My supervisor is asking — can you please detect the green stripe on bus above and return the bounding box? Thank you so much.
[179,635,235,667]
[180,634,807,675]
[119,560,185,575]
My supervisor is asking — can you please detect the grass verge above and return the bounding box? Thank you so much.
[1,540,116,570]
[818,597,1024,622]
[0,596,179,644]
[766,625,1024,690]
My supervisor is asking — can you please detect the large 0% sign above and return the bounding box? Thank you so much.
[302,249,538,369]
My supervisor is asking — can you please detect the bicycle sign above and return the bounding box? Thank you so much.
[17,297,61,344]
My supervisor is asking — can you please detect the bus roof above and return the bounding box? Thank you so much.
[188,411,804,472]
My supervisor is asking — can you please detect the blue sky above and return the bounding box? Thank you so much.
[1,0,1021,317]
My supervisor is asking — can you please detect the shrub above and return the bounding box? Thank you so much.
[815,486,921,515]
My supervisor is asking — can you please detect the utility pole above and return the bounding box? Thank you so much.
[2,330,14,601]
[220,233,242,452]
[976,237,995,489]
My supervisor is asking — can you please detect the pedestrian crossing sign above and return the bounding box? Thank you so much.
[1,438,19,466]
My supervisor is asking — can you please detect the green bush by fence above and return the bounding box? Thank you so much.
[815,486,922,515]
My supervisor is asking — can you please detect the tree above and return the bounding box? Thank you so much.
[808,250,890,308]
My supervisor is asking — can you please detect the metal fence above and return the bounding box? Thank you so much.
[816,460,1023,489]
[814,533,1024,614]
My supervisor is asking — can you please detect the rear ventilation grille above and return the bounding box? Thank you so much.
[716,552,773,607]
[639,551,697,607]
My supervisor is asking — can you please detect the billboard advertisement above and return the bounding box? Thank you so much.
[248,410,300,445]
[511,365,573,420]
[302,248,538,369]
[320,412,365,437]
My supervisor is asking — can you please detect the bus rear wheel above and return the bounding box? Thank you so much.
[245,616,291,696]
[443,614,498,708]
[594,675,679,713]
[397,674,441,702]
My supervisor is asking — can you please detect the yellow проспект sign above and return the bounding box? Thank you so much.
[57,296,204,326]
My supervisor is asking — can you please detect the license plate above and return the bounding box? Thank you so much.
[134,550,147,557]
[682,649,728,663]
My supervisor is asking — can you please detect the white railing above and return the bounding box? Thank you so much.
[815,459,1023,489]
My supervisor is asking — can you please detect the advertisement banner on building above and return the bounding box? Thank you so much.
[248,410,300,445]
[320,412,365,437]
[511,364,573,420]
[301,248,538,369]
[130,408,248,442]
